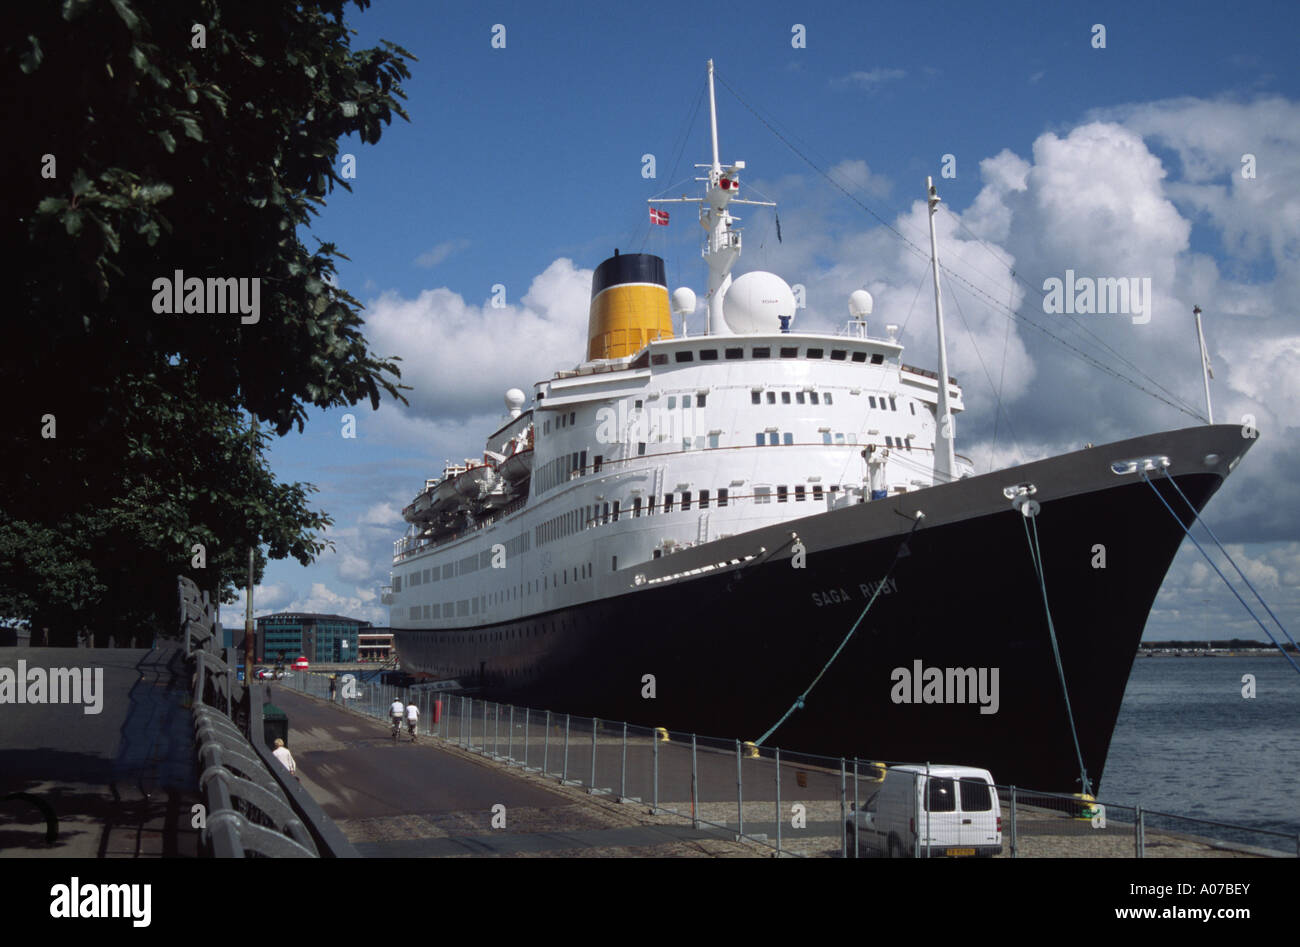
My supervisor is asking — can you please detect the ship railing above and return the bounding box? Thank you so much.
[266,670,1300,860]
[393,494,530,561]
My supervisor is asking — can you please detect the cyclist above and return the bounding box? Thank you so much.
[405,699,420,742]
[389,696,405,738]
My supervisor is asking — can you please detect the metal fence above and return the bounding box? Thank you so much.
[277,670,1298,859]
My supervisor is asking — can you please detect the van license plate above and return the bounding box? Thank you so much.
[945,847,976,856]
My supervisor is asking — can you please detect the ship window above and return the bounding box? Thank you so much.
[649,495,657,514]
[652,354,668,365]
[795,485,806,501]
[870,396,877,408]
[781,391,791,404]
[766,392,776,404]
[633,496,642,517]
[665,494,674,512]
[783,433,793,445]
[822,432,831,444]
[780,347,798,358]
[871,353,884,365]
[653,549,662,559]
[700,349,718,361]
[813,485,824,500]
[725,347,743,360]
[755,486,771,504]
[603,502,611,523]
[806,348,824,359]
[699,489,710,509]
[635,400,642,410]
[890,397,897,411]
[777,485,789,503]
[682,437,692,451]
[638,442,646,455]
[570,411,576,424]
[580,449,587,471]
[849,433,857,444]
[751,391,761,404]
[544,421,550,433]
[698,393,707,407]
[708,433,720,449]
[422,568,430,582]
[825,393,834,404]
[594,455,603,473]
[831,350,847,361]
[910,402,916,415]
[796,391,806,404]
[852,351,867,362]
[612,556,618,571]
[752,347,770,358]
[668,396,676,409]
[835,433,845,444]
[886,435,894,447]
[718,488,728,507]
[755,433,764,446]
[810,392,820,405]
[682,491,692,511]
[674,351,694,363]
[768,432,779,445]
[393,576,401,592]
[613,500,620,521]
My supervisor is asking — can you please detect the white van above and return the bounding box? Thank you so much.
[847,764,1002,857]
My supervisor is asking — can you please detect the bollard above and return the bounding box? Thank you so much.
[775,747,782,857]
[620,722,627,801]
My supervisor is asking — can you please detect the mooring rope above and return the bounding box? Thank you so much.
[1141,469,1300,676]
[1020,508,1092,797]
[752,511,925,747]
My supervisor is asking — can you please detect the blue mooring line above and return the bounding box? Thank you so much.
[1021,512,1092,798]
[753,514,923,747]
[1141,470,1300,677]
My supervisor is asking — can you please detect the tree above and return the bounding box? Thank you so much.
[0,0,414,643]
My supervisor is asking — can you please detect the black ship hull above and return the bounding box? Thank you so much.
[395,425,1254,792]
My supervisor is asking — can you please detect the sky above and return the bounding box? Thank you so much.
[225,0,1300,646]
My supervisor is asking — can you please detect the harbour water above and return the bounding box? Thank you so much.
[1100,655,1299,849]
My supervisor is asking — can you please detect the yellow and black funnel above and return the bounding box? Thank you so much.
[586,251,673,360]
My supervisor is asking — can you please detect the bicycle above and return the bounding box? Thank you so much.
[391,715,404,742]
[407,718,418,744]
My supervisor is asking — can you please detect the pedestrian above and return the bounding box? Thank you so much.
[328,673,338,702]
[272,738,298,780]
[405,698,420,743]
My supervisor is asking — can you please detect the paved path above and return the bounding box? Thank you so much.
[266,687,773,857]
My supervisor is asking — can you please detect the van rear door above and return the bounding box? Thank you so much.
[919,775,960,855]
[956,776,999,851]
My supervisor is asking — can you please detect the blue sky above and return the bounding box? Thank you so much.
[227,0,1300,646]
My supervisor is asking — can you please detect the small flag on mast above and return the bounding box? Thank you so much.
[775,213,782,244]
[650,208,669,226]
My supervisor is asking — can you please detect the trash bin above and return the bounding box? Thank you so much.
[263,702,289,748]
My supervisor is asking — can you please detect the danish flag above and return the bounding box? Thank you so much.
[649,207,669,226]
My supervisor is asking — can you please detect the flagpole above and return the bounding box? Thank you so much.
[1193,305,1213,424]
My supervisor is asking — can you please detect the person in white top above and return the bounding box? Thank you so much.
[389,697,405,737]
[405,700,420,742]
[272,738,298,779]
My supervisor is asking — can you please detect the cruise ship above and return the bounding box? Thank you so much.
[384,61,1255,792]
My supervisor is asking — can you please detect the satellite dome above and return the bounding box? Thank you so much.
[505,388,526,417]
[724,271,796,335]
[670,287,697,315]
[849,289,874,318]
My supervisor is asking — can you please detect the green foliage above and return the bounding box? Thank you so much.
[0,1,415,643]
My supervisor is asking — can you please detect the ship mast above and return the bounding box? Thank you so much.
[927,176,956,482]
[651,60,773,336]
[1193,305,1214,424]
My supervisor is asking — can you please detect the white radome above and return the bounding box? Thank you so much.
[505,388,526,417]
[849,289,874,318]
[671,287,697,315]
[723,271,796,335]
